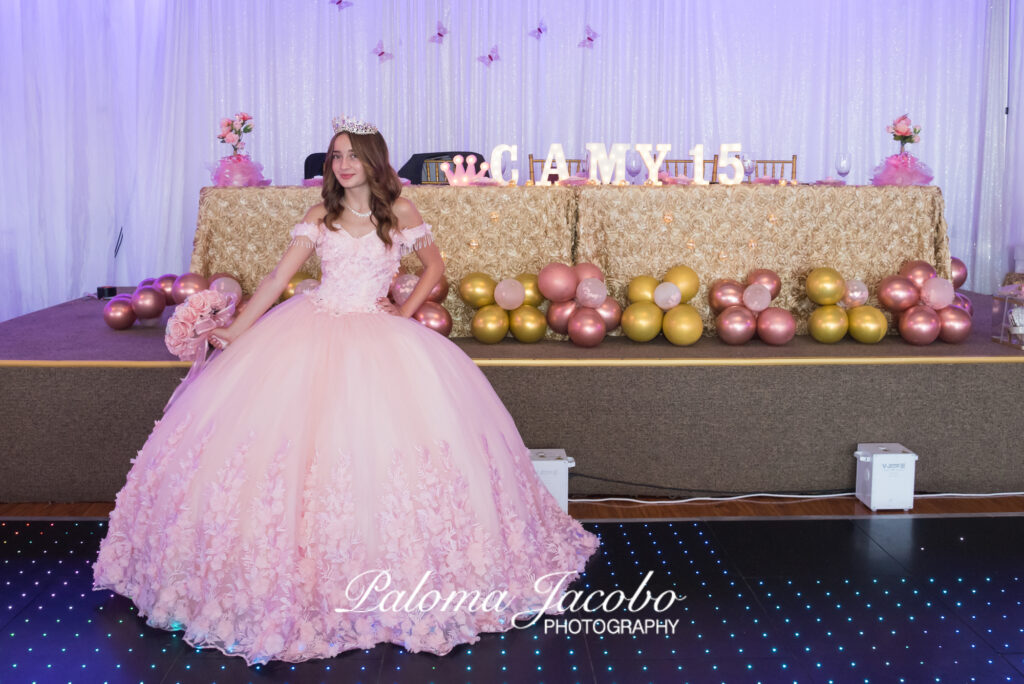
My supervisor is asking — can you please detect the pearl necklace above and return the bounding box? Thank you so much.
[343,202,372,218]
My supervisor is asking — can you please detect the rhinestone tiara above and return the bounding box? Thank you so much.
[332,115,378,135]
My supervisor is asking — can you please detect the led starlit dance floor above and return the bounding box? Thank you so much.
[2,517,1023,683]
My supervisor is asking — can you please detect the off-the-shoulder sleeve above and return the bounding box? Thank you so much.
[289,222,320,249]
[394,222,434,256]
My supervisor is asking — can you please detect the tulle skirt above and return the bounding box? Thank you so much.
[92,294,599,665]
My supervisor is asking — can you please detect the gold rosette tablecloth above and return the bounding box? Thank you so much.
[191,184,949,337]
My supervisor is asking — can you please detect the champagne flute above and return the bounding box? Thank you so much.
[835,152,851,182]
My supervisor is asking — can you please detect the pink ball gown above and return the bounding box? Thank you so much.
[92,221,600,665]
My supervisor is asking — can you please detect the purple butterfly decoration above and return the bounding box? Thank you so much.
[477,45,500,67]
[528,20,547,40]
[330,0,353,9]
[371,40,393,63]
[428,21,448,44]
[578,25,598,48]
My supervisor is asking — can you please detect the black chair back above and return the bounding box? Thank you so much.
[304,153,326,180]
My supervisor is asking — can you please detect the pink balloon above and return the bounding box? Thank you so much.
[653,282,682,311]
[898,260,937,290]
[210,276,243,303]
[594,297,622,330]
[877,275,919,312]
[574,262,605,282]
[841,279,869,308]
[546,299,579,334]
[741,283,772,313]
[756,307,796,345]
[155,274,177,305]
[920,277,955,310]
[576,277,609,308]
[567,308,607,347]
[390,273,420,306]
[171,273,209,305]
[938,305,972,343]
[708,279,745,312]
[950,257,968,290]
[413,301,453,336]
[494,278,527,310]
[746,269,782,299]
[951,292,974,317]
[428,277,450,303]
[715,305,757,344]
[103,298,137,330]
[130,285,167,319]
[898,305,941,345]
[138,277,156,288]
[537,263,578,303]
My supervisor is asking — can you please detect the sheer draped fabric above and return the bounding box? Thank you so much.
[1,0,1021,321]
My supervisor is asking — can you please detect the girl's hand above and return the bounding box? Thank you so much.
[209,326,239,350]
[377,298,402,316]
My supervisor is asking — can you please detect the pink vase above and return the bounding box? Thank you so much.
[212,155,271,187]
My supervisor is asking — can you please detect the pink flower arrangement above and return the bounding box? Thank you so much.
[165,289,236,361]
[217,112,254,156]
[886,114,921,148]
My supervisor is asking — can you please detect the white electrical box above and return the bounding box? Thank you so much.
[854,443,918,511]
[529,448,575,513]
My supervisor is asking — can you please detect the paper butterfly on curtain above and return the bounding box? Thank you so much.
[428,21,448,44]
[529,20,547,40]
[330,0,353,9]
[371,40,393,63]
[578,25,598,48]
[477,45,500,67]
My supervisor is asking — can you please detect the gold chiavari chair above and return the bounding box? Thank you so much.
[421,158,451,185]
[528,154,586,183]
[661,156,720,183]
[753,155,798,181]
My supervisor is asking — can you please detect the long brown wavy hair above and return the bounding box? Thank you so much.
[321,130,403,246]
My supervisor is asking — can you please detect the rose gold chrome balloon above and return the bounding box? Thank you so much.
[546,299,579,334]
[952,292,974,317]
[574,262,605,282]
[103,298,137,330]
[171,273,209,304]
[427,276,450,303]
[155,274,177,305]
[877,275,919,312]
[898,260,937,290]
[130,285,167,319]
[950,257,968,290]
[537,262,578,303]
[745,269,782,299]
[708,279,745,313]
[898,305,941,345]
[594,297,622,330]
[756,307,795,345]
[567,308,607,347]
[715,305,757,344]
[413,301,453,336]
[138,277,156,288]
[938,305,972,343]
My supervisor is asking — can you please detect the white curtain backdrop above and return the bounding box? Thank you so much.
[1,0,1020,322]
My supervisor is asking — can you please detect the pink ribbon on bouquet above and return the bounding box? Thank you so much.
[164,301,236,412]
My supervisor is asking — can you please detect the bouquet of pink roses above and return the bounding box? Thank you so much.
[886,114,921,148]
[165,289,237,361]
[217,112,253,156]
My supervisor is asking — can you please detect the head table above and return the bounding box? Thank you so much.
[191,184,950,337]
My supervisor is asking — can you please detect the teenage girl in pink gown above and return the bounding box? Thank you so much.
[92,117,599,665]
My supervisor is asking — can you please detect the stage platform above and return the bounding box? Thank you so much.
[1,292,1022,502]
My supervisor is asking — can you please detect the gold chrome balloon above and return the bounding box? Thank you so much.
[808,305,849,343]
[282,272,314,300]
[627,275,659,304]
[805,267,845,306]
[847,305,889,344]
[471,304,510,343]
[509,305,547,343]
[620,301,663,342]
[662,304,703,346]
[459,272,497,308]
[515,273,543,307]
[662,265,700,303]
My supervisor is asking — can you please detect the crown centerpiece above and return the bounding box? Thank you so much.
[332,115,378,135]
[441,155,490,186]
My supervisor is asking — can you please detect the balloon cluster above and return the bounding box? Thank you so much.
[459,271,544,343]
[804,267,897,344]
[876,258,972,345]
[707,269,796,345]
[103,272,241,330]
[621,265,704,345]
[389,272,453,336]
[540,262,621,347]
